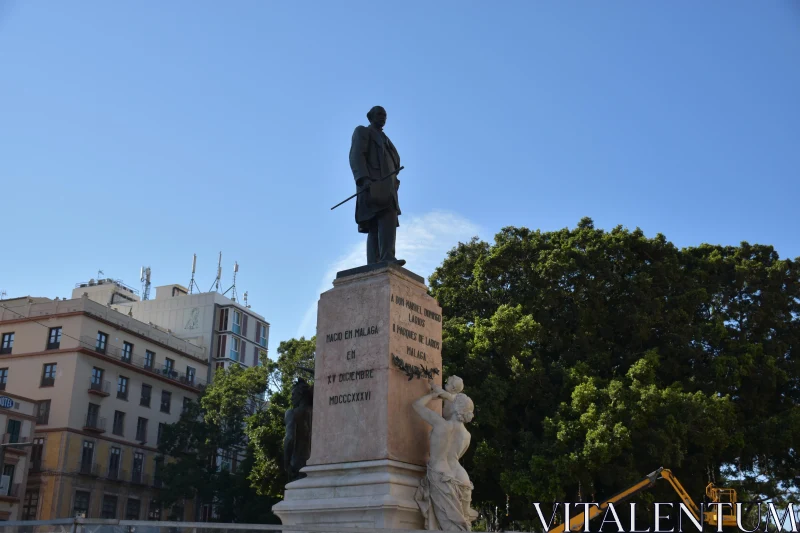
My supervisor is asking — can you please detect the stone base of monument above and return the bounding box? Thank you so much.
[272,263,444,530]
[272,459,426,529]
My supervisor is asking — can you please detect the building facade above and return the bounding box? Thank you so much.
[0,392,37,521]
[106,283,270,382]
[0,295,208,520]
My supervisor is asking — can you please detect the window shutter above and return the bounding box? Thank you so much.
[218,310,224,330]
[242,314,248,337]
[240,341,246,362]
[253,345,258,366]
[219,335,226,358]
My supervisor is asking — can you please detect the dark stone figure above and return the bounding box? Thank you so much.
[349,106,406,267]
[284,379,313,482]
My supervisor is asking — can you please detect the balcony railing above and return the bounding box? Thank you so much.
[89,379,111,396]
[131,470,150,485]
[80,335,206,389]
[77,461,100,476]
[83,414,106,433]
[1,433,28,452]
[0,483,21,499]
[106,466,127,481]
[40,376,55,387]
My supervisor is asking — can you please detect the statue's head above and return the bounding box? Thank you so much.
[444,392,474,424]
[291,378,313,408]
[367,106,387,129]
[445,375,464,394]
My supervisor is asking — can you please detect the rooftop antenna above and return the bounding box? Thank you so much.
[223,261,239,302]
[97,269,105,279]
[0,290,6,300]
[140,266,152,301]
[188,254,202,294]
[243,291,251,308]
[209,251,222,293]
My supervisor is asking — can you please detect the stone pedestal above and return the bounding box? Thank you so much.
[273,263,443,529]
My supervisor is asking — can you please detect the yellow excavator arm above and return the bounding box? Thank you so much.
[546,467,737,533]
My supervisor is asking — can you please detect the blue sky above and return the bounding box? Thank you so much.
[1,1,798,354]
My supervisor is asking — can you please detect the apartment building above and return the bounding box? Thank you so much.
[104,283,269,382]
[0,392,37,521]
[0,294,208,520]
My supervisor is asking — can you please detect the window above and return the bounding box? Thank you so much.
[47,327,62,350]
[232,310,241,334]
[101,494,118,518]
[132,452,144,483]
[73,490,90,517]
[257,322,268,348]
[6,419,21,443]
[0,368,6,390]
[117,376,129,400]
[22,489,39,520]
[80,440,95,474]
[122,341,133,362]
[2,463,14,489]
[85,403,102,431]
[112,411,125,436]
[182,397,191,413]
[154,457,163,488]
[140,384,152,407]
[144,350,155,370]
[125,498,141,520]
[108,446,121,479]
[41,363,57,386]
[186,366,195,384]
[216,334,227,358]
[96,331,108,353]
[157,423,165,446]
[148,499,162,520]
[253,346,260,366]
[218,307,229,331]
[160,391,171,413]
[0,332,13,354]
[36,400,51,425]
[31,437,44,471]
[164,358,174,375]
[229,337,240,361]
[136,417,148,442]
[90,367,106,394]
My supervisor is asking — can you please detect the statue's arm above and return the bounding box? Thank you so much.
[412,392,445,428]
[349,126,371,185]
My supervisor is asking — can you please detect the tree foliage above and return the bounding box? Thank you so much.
[157,338,316,522]
[428,219,799,527]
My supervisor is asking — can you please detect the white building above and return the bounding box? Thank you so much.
[73,281,269,384]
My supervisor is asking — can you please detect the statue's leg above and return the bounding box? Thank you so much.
[377,209,398,262]
[366,218,379,264]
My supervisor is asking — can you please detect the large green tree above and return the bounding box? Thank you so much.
[428,219,799,529]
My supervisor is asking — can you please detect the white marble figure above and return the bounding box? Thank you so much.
[413,377,476,531]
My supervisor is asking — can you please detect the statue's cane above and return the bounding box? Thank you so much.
[330,166,404,210]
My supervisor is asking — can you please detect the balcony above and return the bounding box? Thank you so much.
[83,414,106,433]
[0,483,21,502]
[131,470,150,485]
[106,466,127,481]
[40,376,55,387]
[0,346,11,355]
[76,461,100,476]
[89,379,111,397]
[80,335,207,390]
[1,434,28,455]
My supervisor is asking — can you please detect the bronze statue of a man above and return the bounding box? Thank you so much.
[349,106,405,266]
[284,379,313,482]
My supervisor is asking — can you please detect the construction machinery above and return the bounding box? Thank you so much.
[548,467,737,533]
